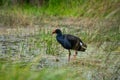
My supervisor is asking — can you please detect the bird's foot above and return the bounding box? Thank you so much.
[71,54,77,61]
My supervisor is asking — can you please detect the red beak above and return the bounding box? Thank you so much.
[52,30,56,34]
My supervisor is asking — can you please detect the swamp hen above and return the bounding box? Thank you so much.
[52,29,87,61]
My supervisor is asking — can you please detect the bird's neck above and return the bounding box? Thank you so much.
[57,33,62,37]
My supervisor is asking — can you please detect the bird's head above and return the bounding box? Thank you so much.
[52,29,62,35]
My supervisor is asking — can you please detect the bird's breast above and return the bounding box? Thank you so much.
[56,36,71,49]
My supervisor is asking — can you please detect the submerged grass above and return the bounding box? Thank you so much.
[0,24,119,80]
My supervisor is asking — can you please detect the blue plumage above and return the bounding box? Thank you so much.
[52,29,87,61]
[56,34,72,49]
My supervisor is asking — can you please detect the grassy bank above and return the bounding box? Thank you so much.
[0,0,120,26]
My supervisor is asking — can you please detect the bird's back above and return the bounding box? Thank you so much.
[64,34,87,51]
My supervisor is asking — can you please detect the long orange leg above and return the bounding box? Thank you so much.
[73,51,78,60]
[68,50,71,62]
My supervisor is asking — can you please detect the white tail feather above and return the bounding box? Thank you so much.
[80,42,87,49]
[80,42,83,46]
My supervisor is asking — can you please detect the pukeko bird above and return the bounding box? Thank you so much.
[52,29,87,61]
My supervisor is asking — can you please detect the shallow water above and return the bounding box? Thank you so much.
[0,26,119,80]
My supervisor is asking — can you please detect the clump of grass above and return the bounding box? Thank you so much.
[0,60,87,80]
[41,0,120,18]
[0,0,120,26]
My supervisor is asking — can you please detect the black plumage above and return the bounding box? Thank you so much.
[52,29,87,61]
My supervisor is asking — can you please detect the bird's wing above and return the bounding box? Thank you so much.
[64,34,86,48]
[64,34,81,43]
[63,34,79,48]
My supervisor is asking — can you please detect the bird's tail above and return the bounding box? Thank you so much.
[80,43,87,52]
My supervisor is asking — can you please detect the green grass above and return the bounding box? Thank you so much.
[0,62,86,80]
[0,25,119,80]
[0,0,119,26]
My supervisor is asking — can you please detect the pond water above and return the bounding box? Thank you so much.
[0,25,119,80]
